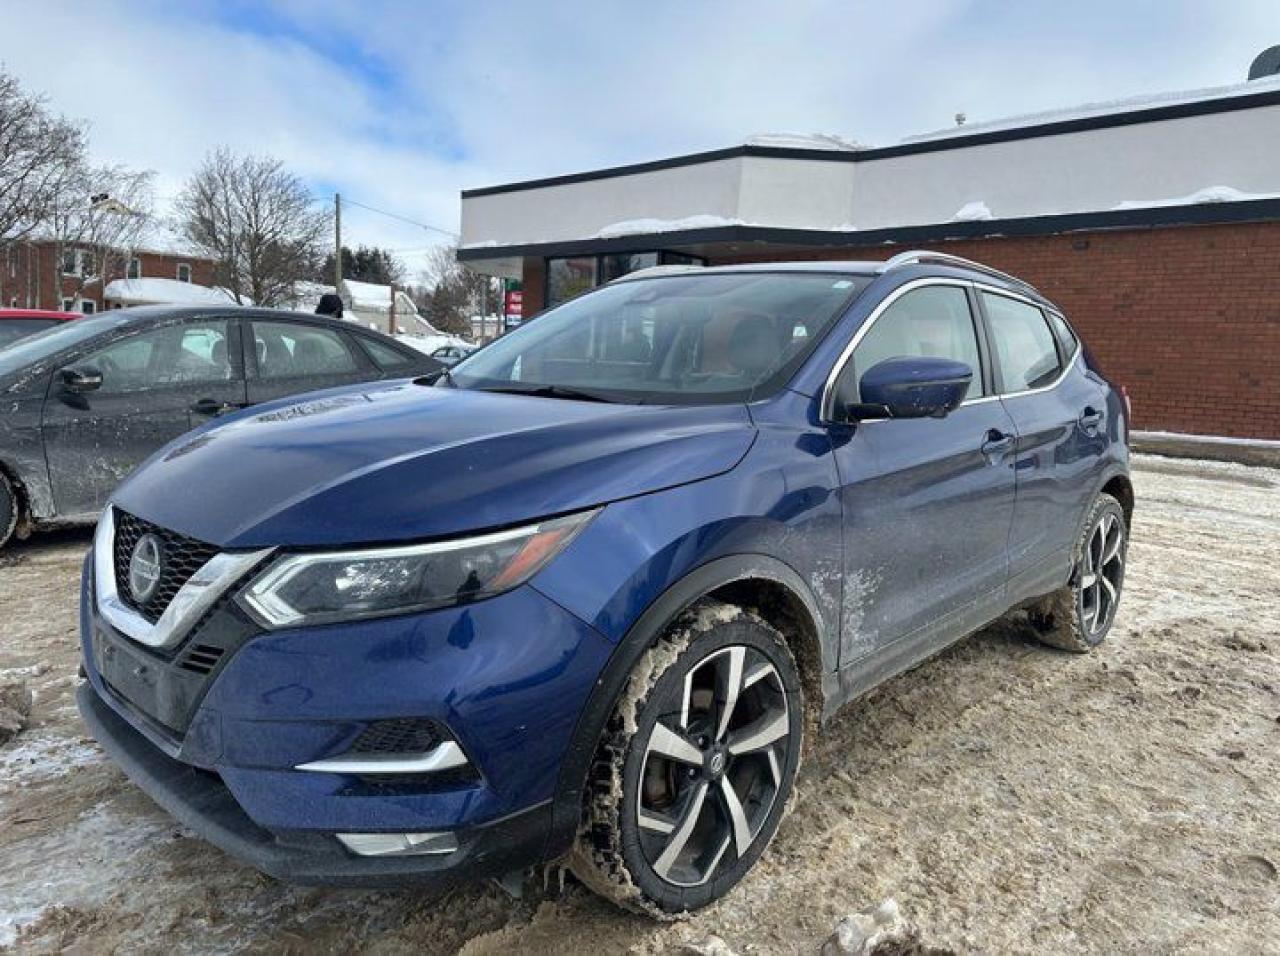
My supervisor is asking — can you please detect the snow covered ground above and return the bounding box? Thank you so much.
[1,454,1277,953]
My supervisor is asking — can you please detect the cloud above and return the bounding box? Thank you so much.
[3,0,1277,275]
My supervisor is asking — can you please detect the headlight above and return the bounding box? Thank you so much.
[238,510,597,628]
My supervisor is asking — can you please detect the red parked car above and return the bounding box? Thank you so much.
[0,309,81,349]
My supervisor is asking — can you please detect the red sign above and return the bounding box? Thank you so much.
[504,290,523,318]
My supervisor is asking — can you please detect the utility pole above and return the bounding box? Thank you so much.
[333,193,343,294]
[389,283,398,336]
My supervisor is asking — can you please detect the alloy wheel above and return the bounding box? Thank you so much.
[634,645,791,887]
[1079,511,1125,638]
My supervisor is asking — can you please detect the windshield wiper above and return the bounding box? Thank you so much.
[476,383,616,403]
[415,366,455,387]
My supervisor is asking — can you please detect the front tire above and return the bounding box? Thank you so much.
[0,472,18,553]
[1028,492,1128,652]
[571,602,804,916]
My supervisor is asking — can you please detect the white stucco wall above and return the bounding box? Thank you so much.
[460,93,1280,250]
[851,103,1280,229]
[461,157,745,247]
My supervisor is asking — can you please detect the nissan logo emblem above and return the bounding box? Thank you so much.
[128,533,164,604]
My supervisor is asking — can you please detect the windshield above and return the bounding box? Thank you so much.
[0,319,61,349]
[0,313,132,378]
[450,272,870,403]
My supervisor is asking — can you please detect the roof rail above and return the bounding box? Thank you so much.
[876,250,1041,296]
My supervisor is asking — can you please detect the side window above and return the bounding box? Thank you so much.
[80,320,233,394]
[253,322,359,379]
[359,336,414,371]
[847,285,984,401]
[1045,311,1079,360]
[981,293,1063,392]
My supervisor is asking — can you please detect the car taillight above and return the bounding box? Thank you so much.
[1119,385,1132,443]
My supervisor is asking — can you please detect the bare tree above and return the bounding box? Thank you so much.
[0,71,85,299]
[175,148,330,306]
[419,243,489,336]
[44,165,155,305]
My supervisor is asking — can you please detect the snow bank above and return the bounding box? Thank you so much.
[395,333,471,355]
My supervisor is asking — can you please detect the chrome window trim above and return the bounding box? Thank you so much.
[296,740,468,774]
[93,507,273,650]
[819,277,1079,424]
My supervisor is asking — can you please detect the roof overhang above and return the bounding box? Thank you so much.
[457,197,1280,264]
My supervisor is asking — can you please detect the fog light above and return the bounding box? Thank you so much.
[336,831,459,857]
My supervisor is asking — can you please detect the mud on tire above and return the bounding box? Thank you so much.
[570,600,804,917]
[1027,492,1128,653]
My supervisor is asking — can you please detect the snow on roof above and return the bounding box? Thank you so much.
[743,132,862,151]
[903,73,1280,145]
[596,214,746,239]
[1111,185,1280,211]
[343,279,418,315]
[103,277,244,307]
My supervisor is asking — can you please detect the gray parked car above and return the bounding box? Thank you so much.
[0,306,442,550]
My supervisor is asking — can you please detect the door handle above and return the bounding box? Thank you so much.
[981,428,1015,458]
[191,398,233,417]
[1078,406,1104,433]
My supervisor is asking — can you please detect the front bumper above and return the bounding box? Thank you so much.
[77,551,615,885]
[77,681,552,888]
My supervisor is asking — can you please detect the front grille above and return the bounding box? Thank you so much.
[177,643,226,675]
[349,718,444,755]
[113,510,219,623]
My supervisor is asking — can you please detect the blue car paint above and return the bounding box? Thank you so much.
[77,260,1129,888]
[111,383,755,548]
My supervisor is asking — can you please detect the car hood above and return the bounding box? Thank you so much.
[112,380,756,548]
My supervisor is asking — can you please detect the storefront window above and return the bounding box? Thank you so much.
[547,257,598,307]
[546,251,706,309]
[601,252,659,282]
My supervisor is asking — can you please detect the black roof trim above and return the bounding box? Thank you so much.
[456,197,1280,262]
[462,87,1280,199]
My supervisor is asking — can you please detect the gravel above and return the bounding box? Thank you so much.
[1,454,1277,954]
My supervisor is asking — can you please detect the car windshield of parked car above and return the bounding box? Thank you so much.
[0,313,133,377]
[448,272,870,403]
[0,318,61,349]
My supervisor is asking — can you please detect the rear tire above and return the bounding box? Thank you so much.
[1027,492,1128,652]
[0,472,18,553]
[571,601,804,916]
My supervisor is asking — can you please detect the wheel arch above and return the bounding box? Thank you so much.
[0,457,31,542]
[545,553,829,861]
[1100,472,1134,528]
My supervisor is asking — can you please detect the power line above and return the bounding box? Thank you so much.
[339,196,459,239]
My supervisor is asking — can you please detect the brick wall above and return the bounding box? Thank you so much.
[514,221,1280,438]
[1,243,216,311]
[521,257,546,316]
[714,222,1280,440]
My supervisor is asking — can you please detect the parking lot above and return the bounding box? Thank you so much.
[1,453,1277,954]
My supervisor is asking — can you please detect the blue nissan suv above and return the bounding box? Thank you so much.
[77,252,1132,915]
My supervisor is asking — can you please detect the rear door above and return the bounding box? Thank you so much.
[42,317,245,517]
[244,318,376,405]
[827,281,1018,664]
[978,289,1108,601]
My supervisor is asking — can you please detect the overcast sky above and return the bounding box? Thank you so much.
[2,0,1276,276]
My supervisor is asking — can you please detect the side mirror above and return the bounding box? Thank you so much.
[845,357,972,421]
[61,366,103,394]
